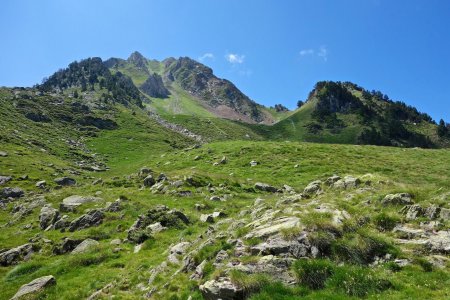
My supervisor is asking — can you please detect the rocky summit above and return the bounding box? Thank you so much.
[0,51,449,300]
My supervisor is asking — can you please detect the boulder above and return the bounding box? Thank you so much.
[250,160,258,167]
[60,195,102,212]
[53,238,82,255]
[71,239,99,254]
[439,208,450,221]
[0,243,33,266]
[200,277,244,300]
[425,231,450,254]
[68,209,104,232]
[424,206,441,219]
[104,199,121,212]
[325,175,341,186]
[53,215,70,230]
[403,205,424,220]
[146,222,166,233]
[190,260,207,280]
[0,175,12,185]
[168,242,191,264]
[143,175,156,187]
[39,205,60,230]
[54,177,76,186]
[254,182,278,193]
[1,187,24,199]
[382,193,414,206]
[245,216,301,239]
[210,196,222,201]
[303,180,322,195]
[0,151,8,157]
[35,180,46,189]
[139,167,152,177]
[11,275,56,300]
[393,225,425,239]
[200,214,214,223]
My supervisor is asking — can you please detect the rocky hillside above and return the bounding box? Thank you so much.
[249,81,449,148]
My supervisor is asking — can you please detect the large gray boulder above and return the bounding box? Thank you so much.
[303,180,322,195]
[200,277,245,300]
[11,275,56,299]
[245,216,301,239]
[68,209,104,231]
[54,177,76,186]
[0,243,33,266]
[254,182,278,193]
[52,238,83,255]
[71,239,99,254]
[382,193,414,206]
[60,195,102,212]
[39,205,60,229]
[1,187,24,199]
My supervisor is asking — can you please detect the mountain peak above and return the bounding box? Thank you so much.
[127,51,148,70]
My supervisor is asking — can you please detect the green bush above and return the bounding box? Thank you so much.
[293,259,334,290]
[332,231,398,264]
[5,262,43,281]
[373,212,400,232]
[328,266,392,297]
[229,270,269,294]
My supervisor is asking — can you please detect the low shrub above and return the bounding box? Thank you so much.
[373,212,400,232]
[292,259,334,290]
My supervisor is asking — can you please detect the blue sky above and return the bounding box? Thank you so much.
[1,0,449,121]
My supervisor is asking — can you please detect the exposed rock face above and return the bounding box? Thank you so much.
[68,209,104,231]
[254,182,278,193]
[71,239,99,254]
[1,187,24,199]
[60,195,102,212]
[35,180,46,189]
[164,57,271,124]
[168,242,191,264]
[127,51,148,70]
[54,177,76,186]
[382,193,414,206]
[0,243,33,266]
[200,277,245,300]
[39,205,60,229]
[11,275,56,300]
[140,73,170,98]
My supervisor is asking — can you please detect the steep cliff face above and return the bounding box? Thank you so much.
[140,73,170,98]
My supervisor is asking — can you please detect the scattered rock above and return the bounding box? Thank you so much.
[425,231,450,253]
[424,205,441,219]
[71,239,99,254]
[143,175,156,187]
[0,243,33,266]
[393,225,425,239]
[139,167,153,177]
[54,177,76,186]
[168,242,191,264]
[200,277,244,300]
[325,175,341,186]
[68,209,104,231]
[200,214,214,223]
[1,187,24,199]
[303,180,322,195]
[11,275,56,300]
[146,222,167,233]
[382,193,414,206]
[104,199,121,212]
[219,156,227,164]
[439,208,450,221]
[53,215,70,230]
[0,175,12,185]
[60,195,102,212]
[245,216,301,239]
[35,180,47,189]
[250,160,258,167]
[403,205,425,220]
[210,196,222,201]
[254,182,278,193]
[110,239,121,246]
[332,176,361,189]
[53,238,83,255]
[0,151,8,157]
[39,205,60,230]
[190,260,207,280]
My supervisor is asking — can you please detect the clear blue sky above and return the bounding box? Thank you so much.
[1,0,449,121]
